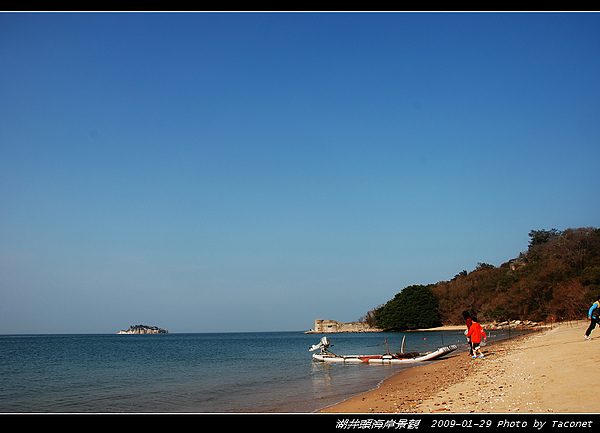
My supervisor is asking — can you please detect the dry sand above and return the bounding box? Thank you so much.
[318,320,599,413]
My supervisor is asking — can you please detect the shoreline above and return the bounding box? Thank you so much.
[317,320,594,413]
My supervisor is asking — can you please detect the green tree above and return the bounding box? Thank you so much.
[376,285,441,330]
[528,228,562,249]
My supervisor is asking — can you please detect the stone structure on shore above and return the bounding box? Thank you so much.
[485,319,540,330]
[305,319,380,333]
[118,324,169,334]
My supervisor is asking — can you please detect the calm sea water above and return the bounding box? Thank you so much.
[0,329,527,413]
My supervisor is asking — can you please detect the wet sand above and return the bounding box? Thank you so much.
[317,321,597,413]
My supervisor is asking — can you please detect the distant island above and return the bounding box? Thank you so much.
[117,324,169,334]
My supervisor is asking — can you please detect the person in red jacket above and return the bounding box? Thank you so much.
[467,320,487,359]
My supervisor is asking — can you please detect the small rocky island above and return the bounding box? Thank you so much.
[117,324,169,334]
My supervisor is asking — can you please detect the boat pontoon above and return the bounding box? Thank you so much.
[309,336,457,364]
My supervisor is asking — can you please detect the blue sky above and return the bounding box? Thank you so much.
[1,12,599,334]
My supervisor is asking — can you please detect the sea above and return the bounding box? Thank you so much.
[0,328,532,413]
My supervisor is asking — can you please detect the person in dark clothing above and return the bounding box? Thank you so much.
[462,311,474,356]
[584,297,600,340]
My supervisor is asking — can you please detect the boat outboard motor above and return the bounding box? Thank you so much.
[309,336,331,352]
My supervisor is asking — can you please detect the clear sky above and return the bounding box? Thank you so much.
[1,12,599,334]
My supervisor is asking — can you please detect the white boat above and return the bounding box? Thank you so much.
[309,336,457,364]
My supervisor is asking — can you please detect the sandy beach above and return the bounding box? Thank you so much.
[318,320,598,413]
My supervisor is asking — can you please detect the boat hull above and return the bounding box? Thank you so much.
[312,344,457,364]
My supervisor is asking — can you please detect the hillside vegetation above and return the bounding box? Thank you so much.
[363,227,600,330]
